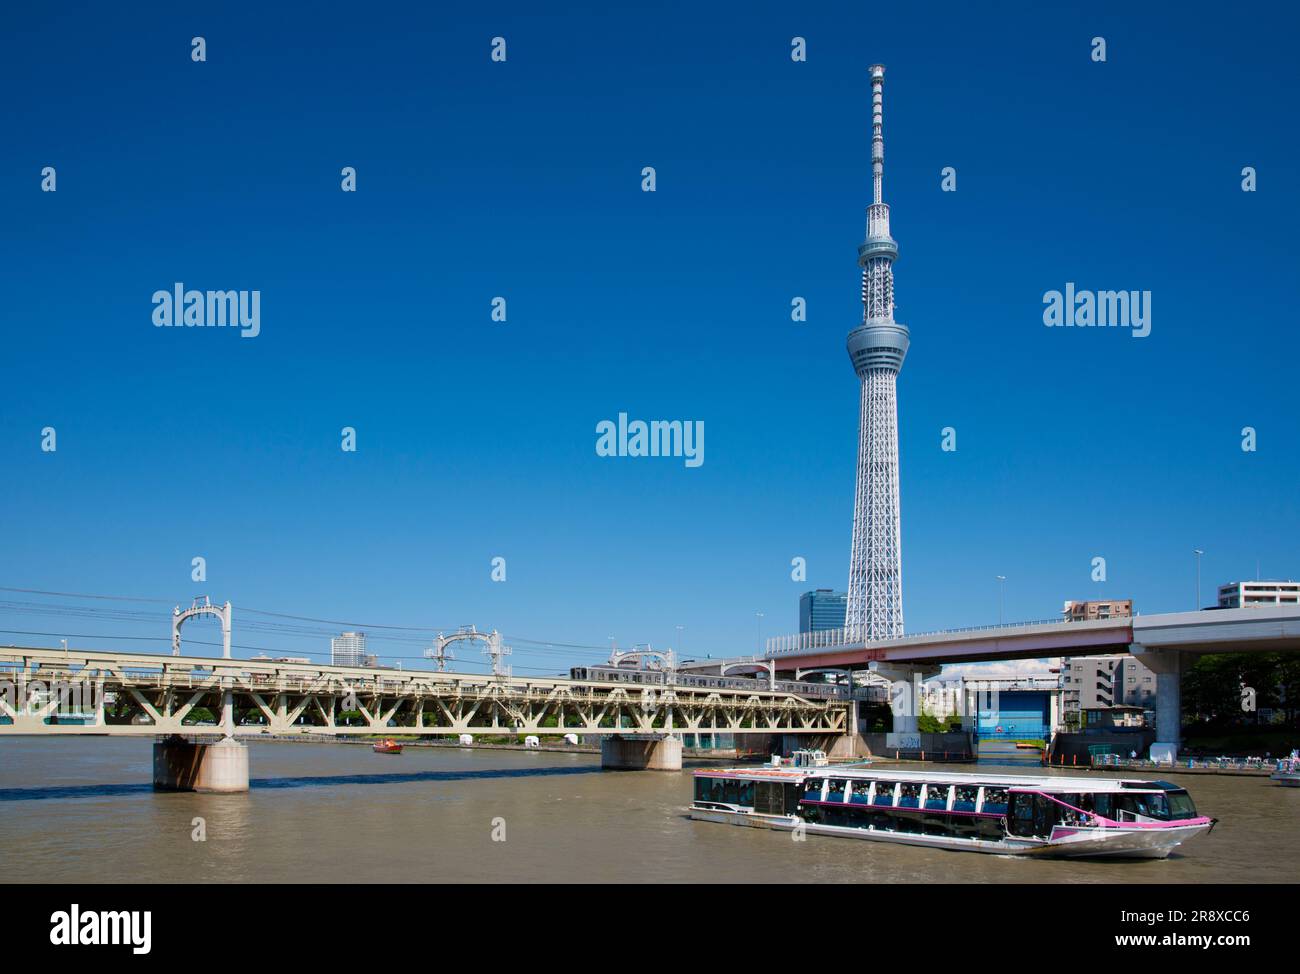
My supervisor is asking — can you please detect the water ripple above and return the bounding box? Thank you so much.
[0,765,602,802]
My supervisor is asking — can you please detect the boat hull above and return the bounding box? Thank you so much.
[688,807,1210,859]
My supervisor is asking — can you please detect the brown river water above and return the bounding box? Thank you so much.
[1,738,1296,883]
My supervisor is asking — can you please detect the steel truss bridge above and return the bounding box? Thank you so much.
[0,646,850,738]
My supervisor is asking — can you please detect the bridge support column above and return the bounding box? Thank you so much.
[1132,645,1182,761]
[871,663,941,735]
[600,734,682,771]
[153,735,249,793]
[825,699,868,758]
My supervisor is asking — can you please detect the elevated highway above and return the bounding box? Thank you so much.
[765,606,1300,669]
[764,605,1300,754]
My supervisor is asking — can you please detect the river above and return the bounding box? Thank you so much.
[1,739,1296,883]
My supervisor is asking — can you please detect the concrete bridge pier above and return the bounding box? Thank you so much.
[153,735,249,793]
[600,734,682,771]
[871,662,941,734]
[1132,645,1182,760]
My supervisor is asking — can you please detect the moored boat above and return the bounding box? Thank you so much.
[1271,752,1300,787]
[689,766,1214,859]
[372,739,403,754]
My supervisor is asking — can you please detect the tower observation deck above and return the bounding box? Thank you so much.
[845,64,908,641]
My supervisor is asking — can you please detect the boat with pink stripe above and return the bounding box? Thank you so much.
[689,767,1215,859]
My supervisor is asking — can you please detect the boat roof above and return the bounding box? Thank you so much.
[694,766,1181,793]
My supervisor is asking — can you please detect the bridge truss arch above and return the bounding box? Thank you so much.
[172,596,232,659]
[428,626,511,677]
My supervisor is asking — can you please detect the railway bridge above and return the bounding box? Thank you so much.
[0,645,852,791]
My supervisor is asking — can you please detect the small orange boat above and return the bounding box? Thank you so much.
[372,739,403,754]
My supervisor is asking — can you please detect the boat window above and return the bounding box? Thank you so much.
[898,782,921,808]
[1114,792,1171,821]
[1032,794,1056,836]
[697,777,733,804]
[1166,789,1197,820]
[872,781,896,807]
[981,787,1008,816]
[754,781,789,815]
[1056,793,1088,827]
[953,785,978,812]
[1009,793,1036,837]
[720,779,752,805]
[848,781,873,804]
[924,785,950,810]
[802,779,825,802]
[827,779,847,802]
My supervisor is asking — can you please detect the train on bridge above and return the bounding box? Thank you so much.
[569,664,845,699]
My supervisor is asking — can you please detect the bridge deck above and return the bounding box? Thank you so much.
[763,606,1300,668]
[0,646,849,738]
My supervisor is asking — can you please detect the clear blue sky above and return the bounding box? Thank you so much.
[1,2,1297,674]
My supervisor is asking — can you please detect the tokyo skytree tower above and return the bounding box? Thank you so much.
[845,65,909,641]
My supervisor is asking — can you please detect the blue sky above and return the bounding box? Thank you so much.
[1,2,1297,674]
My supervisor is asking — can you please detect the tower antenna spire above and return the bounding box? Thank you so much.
[871,63,885,206]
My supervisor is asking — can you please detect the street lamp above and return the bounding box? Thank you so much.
[1193,549,1204,609]
[996,576,1006,625]
[755,612,765,652]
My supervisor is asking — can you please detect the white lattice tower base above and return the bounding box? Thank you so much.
[846,367,903,640]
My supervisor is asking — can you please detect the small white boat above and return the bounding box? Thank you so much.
[771,748,829,768]
[690,766,1215,859]
[1271,753,1300,787]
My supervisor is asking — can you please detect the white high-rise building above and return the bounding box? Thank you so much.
[1217,580,1299,609]
[845,65,909,641]
[331,631,367,667]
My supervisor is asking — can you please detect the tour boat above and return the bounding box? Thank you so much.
[372,739,403,754]
[689,767,1214,859]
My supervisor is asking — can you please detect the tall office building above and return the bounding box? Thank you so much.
[331,631,366,667]
[800,589,848,634]
[845,65,909,641]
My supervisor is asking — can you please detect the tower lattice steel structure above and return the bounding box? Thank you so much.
[845,65,909,641]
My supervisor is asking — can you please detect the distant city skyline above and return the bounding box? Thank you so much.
[2,3,1297,673]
